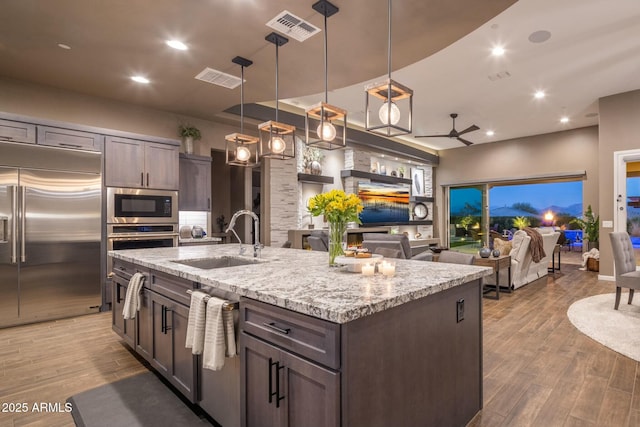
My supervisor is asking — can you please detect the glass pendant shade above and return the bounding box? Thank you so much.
[258,120,296,159]
[225,133,259,167]
[365,78,413,136]
[305,102,347,150]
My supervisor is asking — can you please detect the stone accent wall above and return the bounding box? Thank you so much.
[267,155,298,247]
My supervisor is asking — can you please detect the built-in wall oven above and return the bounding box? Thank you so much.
[106,188,179,305]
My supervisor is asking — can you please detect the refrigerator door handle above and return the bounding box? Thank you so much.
[11,185,18,264]
[20,186,26,263]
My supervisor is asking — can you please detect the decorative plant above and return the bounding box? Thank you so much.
[398,166,405,177]
[459,215,475,229]
[178,123,202,140]
[307,190,363,265]
[513,216,531,230]
[216,215,227,233]
[571,205,599,242]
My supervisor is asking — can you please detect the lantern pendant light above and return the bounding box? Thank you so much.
[305,0,346,150]
[259,32,296,160]
[226,56,259,167]
[365,0,413,136]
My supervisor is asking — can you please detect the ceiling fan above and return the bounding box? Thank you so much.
[415,113,480,146]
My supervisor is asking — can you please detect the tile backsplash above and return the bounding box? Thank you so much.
[179,211,208,232]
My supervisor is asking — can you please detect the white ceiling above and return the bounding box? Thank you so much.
[0,0,638,153]
[285,0,640,150]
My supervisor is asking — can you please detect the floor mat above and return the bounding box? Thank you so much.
[67,371,212,426]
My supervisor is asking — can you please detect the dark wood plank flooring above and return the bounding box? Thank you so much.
[0,262,637,426]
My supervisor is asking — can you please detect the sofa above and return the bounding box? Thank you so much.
[486,227,560,289]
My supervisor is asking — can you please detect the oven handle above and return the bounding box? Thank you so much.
[108,234,178,241]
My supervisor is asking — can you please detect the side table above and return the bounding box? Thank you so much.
[474,255,512,300]
[548,244,561,273]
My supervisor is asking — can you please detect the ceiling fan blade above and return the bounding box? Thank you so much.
[456,137,474,146]
[415,134,447,138]
[458,124,480,136]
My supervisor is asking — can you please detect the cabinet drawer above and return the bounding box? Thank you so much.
[112,258,148,281]
[149,269,192,305]
[0,119,36,144]
[240,298,340,370]
[37,126,102,151]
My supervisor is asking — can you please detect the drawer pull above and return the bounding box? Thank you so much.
[263,322,290,335]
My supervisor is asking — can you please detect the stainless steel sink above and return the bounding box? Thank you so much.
[170,256,261,269]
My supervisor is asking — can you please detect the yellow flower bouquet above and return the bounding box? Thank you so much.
[308,189,363,265]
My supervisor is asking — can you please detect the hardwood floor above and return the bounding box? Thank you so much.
[470,263,640,427]
[0,263,637,427]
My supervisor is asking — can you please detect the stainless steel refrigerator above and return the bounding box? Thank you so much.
[0,142,102,327]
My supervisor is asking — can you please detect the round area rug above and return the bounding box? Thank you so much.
[567,293,640,362]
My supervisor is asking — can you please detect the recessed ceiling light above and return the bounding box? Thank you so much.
[560,116,569,123]
[486,130,495,137]
[534,90,545,99]
[491,46,505,56]
[166,40,188,51]
[57,43,71,50]
[131,75,150,84]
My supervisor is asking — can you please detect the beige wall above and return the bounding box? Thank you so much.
[598,89,640,276]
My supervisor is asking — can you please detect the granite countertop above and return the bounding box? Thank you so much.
[178,236,222,244]
[109,245,493,324]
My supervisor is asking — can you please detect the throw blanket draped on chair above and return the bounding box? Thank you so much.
[523,227,546,263]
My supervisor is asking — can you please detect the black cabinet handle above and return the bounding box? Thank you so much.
[263,322,291,335]
[276,362,285,408]
[161,305,166,333]
[140,172,144,186]
[161,306,172,334]
[268,358,277,403]
[146,172,149,187]
[116,285,122,304]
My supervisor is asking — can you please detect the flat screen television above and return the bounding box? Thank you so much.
[357,181,410,224]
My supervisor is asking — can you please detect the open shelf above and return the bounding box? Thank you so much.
[340,169,412,185]
[410,196,434,203]
[297,173,334,184]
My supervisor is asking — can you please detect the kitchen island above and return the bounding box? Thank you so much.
[110,244,492,427]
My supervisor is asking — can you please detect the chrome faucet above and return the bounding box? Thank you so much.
[225,209,262,257]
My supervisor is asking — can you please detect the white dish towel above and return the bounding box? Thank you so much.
[185,291,208,355]
[202,297,237,371]
[122,272,145,320]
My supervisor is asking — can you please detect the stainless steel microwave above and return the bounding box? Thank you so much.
[107,187,178,224]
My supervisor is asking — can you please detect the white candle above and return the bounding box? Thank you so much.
[381,261,396,276]
[362,263,375,276]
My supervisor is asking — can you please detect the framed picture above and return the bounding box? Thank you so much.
[411,168,425,197]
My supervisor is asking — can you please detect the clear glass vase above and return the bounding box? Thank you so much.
[328,221,347,266]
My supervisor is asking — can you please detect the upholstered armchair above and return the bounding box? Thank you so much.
[361,233,433,261]
[609,231,640,309]
[307,230,328,252]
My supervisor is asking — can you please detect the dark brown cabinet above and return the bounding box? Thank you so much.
[179,153,211,211]
[149,288,197,402]
[37,125,102,151]
[0,118,36,144]
[105,136,179,190]
[111,276,135,348]
[241,333,339,427]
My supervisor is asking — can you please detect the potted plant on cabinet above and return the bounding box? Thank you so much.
[178,124,201,154]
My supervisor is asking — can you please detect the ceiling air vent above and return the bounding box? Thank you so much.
[194,68,242,89]
[266,10,321,42]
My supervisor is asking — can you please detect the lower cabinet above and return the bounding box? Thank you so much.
[111,276,134,348]
[241,333,340,427]
[135,287,152,361]
[150,290,197,402]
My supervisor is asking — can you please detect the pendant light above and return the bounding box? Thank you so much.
[364,0,413,136]
[305,0,346,150]
[259,32,296,160]
[226,56,259,167]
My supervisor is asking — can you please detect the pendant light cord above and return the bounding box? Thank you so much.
[324,12,328,103]
[240,65,245,134]
[275,43,279,122]
[387,0,392,79]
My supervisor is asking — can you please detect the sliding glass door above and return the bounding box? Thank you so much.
[449,186,486,252]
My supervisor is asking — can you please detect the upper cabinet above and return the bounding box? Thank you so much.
[37,126,102,152]
[179,153,211,211]
[0,119,36,144]
[105,136,179,190]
